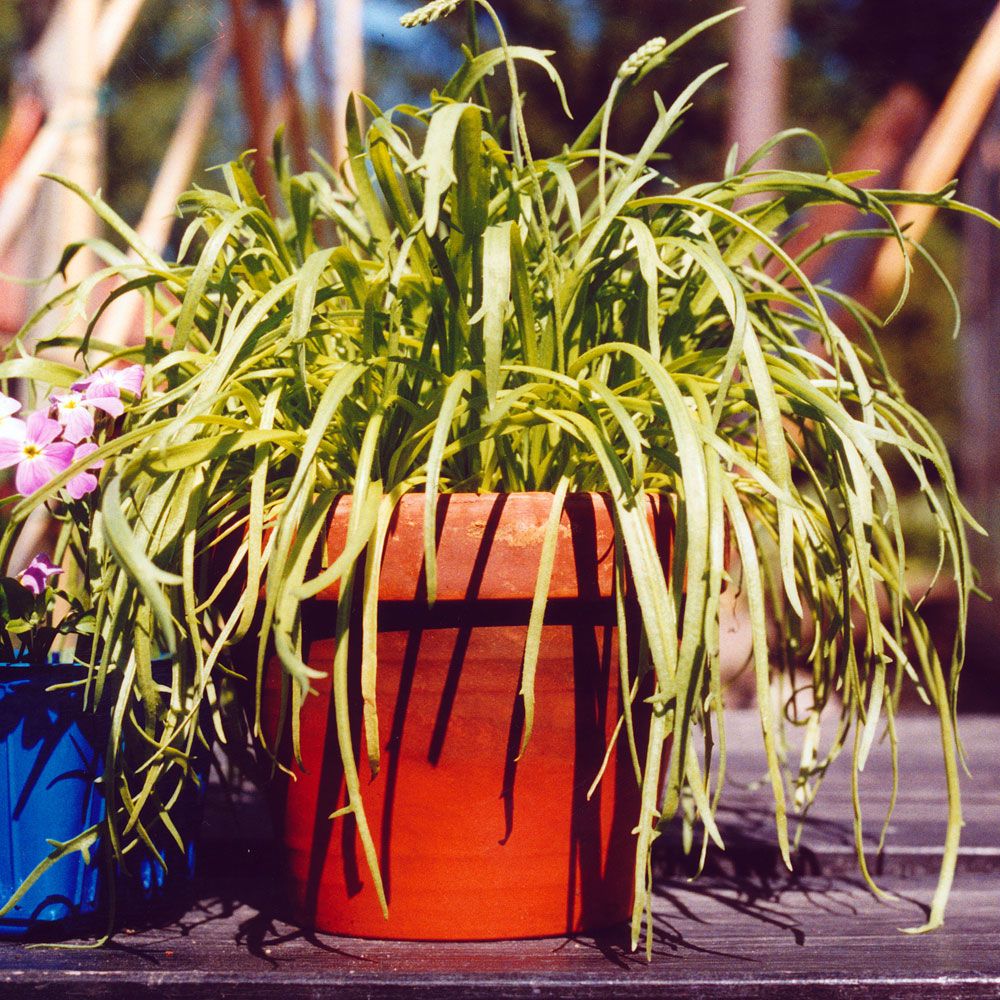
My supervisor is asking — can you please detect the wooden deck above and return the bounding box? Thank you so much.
[1,712,997,998]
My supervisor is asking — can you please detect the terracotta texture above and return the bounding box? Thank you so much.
[317,492,673,602]
[262,492,672,940]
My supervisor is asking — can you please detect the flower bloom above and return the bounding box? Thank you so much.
[51,382,124,443]
[72,364,144,400]
[0,411,75,495]
[66,441,104,500]
[17,553,62,595]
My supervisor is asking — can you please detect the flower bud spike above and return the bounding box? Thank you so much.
[400,0,461,28]
[617,37,667,80]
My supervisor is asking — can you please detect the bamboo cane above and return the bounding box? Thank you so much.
[94,0,149,77]
[727,0,790,168]
[0,93,46,191]
[61,0,102,289]
[275,0,315,173]
[316,0,364,168]
[0,0,148,257]
[314,0,336,166]
[869,0,1000,299]
[231,0,280,208]
[283,0,317,68]
[333,0,364,166]
[136,32,232,253]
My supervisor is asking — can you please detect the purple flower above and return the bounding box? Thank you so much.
[0,411,75,495]
[72,364,144,400]
[51,382,124,443]
[66,441,104,500]
[17,553,62,595]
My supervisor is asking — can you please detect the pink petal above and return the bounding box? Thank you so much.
[45,441,76,465]
[87,395,125,419]
[0,395,20,419]
[0,421,27,469]
[0,444,21,470]
[70,374,94,392]
[15,458,52,495]
[66,470,99,500]
[63,406,95,444]
[68,442,104,492]
[15,442,75,495]
[117,365,145,396]
[81,365,144,399]
[84,379,124,404]
[86,379,119,398]
[84,375,121,398]
[25,411,63,449]
[0,415,26,440]
[0,431,27,469]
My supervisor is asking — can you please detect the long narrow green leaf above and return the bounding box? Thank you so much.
[518,475,570,757]
[481,222,513,409]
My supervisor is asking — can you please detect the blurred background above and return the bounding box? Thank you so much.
[0,0,998,707]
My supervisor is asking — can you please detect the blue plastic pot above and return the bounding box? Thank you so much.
[0,659,206,938]
[0,661,104,936]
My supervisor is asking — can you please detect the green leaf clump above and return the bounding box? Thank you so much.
[3,4,991,948]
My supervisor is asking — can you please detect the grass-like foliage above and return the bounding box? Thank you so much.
[1,3,992,948]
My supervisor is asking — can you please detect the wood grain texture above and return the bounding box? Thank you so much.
[0,712,996,998]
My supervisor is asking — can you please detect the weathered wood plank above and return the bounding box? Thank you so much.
[1,877,998,999]
[0,712,996,998]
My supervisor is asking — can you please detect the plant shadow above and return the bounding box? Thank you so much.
[556,804,933,967]
[75,777,932,969]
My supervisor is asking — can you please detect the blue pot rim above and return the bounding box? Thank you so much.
[0,654,173,685]
[0,657,86,680]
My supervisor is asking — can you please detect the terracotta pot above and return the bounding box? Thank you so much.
[261,492,673,940]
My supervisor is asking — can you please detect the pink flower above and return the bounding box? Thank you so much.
[72,364,144,400]
[50,389,95,442]
[17,553,62,595]
[66,441,104,500]
[50,382,124,443]
[0,411,75,495]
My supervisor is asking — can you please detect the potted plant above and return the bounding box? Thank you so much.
[0,548,105,938]
[2,2,991,950]
[0,375,203,938]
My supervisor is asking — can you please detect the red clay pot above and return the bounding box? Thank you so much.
[261,492,673,940]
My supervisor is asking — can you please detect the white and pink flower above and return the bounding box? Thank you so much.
[50,381,124,443]
[0,411,75,495]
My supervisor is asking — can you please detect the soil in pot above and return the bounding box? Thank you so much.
[261,492,672,940]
